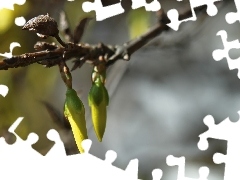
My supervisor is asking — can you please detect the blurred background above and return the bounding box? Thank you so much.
[0,0,239,179]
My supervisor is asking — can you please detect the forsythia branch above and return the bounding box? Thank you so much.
[0,2,222,71]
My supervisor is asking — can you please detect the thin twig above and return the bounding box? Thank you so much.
[0,2,223,71]
[106,2,223,66]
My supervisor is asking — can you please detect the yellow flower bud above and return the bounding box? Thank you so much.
[64,88,88,153]
[88,78,109,142]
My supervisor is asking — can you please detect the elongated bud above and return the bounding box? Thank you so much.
[64,88,88,153]
[23,14,66,46]
[88,65,109,142]
[22,14,59,38]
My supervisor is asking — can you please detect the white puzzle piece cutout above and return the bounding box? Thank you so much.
[2,0,240,179]
[82,0,125,21]
[166,155,209,180]
[0,42,21,58]
[212,30,240,79]
[131,0,161,11]
[198,113,240,180]
[225,0,240,24]
[0,0,26,10]
[167,0,222,31]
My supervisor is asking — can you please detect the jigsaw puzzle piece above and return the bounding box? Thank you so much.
[225,0,240,24]
[125,159,139,179]
[82,0,124,21]
[81,138,92,153]
[212,30,240,60]
[0,84,9,97]
[45,129,66,157]
[152,169,163,180]
[213,151,240,180]
[198,114,240,151]
[0,137,11,159]
[213,152,226,165]
[190,0,220,16]
[0,0,26,10]
[69,140,139,180]
[198,112,240,180]
[101,149,140,180]
[0,117,20,159]
[198,167,209,180]
[0,42,21,58]
[131,0,161,11]
[8,117,23,134]
[166,155,209,180]
[166,155,185,179]
[5,117,42,158]
[212,30,240,78]
[0,117,45,158]
[166,0,191,31]
[12,129,41,158]
[167,0,221,31]
[104,150,117,164]
[198,115,216,151]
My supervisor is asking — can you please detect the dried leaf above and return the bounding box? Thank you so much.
[22,14,59,38]
[73,17,91,43]
[71,59,85,71]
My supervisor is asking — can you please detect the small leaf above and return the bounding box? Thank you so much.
[73,17,91,43]
[71,59,85,71]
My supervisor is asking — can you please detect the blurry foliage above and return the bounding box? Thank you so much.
[127,7,150,38]
[0,9,14,34]
[0,1,62,151]
[0,0,152,153]
[64,0,94,28]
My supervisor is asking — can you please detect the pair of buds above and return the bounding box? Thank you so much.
[23,13,109,153]
[63,64,109,153]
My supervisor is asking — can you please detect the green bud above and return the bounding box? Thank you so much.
[64,88,88,153]
[88,77,109,142]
